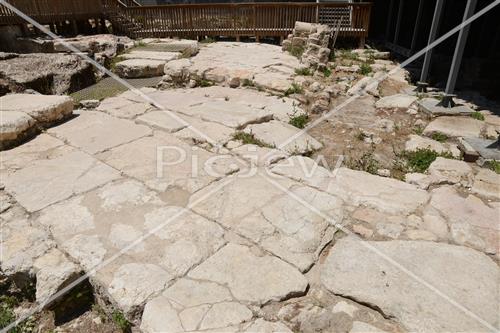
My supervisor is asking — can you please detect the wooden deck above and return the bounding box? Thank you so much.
[0,0,372,41]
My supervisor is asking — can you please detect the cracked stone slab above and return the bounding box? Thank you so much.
[37,179,226,317]
[121,50,180,62]
[270,156,333,190]
[374,94,417,109]
[115,59,165,78]
[405,134,460,158]
[98,131,240,193]
[0,93,73,124]
[423,116,485,138]
[173,113,235,145]
[244,120,323,155]
[33,248,81,306]
[188,243,308,305]
[429,186,499,255]
[178,100,272,129]
[471,168,500,200]
[147,86,302,123]
[48,111,152,154]
[328,168,429,215]
[3,150,121,212]
[427,157,473,186]
[0,111,35,148]
[231,144,288,166]
[135,110,188,133]
[321,237,500,333]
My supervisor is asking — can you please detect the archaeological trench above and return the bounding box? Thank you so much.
[0,21,499,333]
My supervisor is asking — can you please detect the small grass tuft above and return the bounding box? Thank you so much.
[346,151,379,175]
[470,111,485,121]
[414,125,424,135]
[200,37,216,43]
[358,63,372,75]
[431,132,448,142]
[289,46,305,58]
[289,113,309,129]
[232,132,273,148]
[400,148,454,173]
[284,83,303,96]
[486,160,500,174]
[197,79,213,87]
[339,50,359,61]
[242,79,255,87]
[112,311,131,332]
[294,67,312,76]
[321,67,332,77]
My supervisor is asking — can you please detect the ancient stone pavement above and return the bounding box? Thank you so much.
[1,41,499,333]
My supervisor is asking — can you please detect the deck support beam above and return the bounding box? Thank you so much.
[410,0,425,53]
[393,0,405,44]
[419,0,444,86]
[442,0,478,106]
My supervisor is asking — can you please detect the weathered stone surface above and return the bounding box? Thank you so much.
[33,248,80,305]
[180,100,272,129]
[108,263,171,314]
[159,43,299,90]
[430,186,499,255]
[188,243,308,304]
[329,168,429,215]
[270,156,332,190]
[242,319,292,332]
[97,96,153,119]
[173,114,235,145]
[0,218,54,276]
[405,134,460,158]
[115,59,165,78]
[321,237,500,333]
[418,97,474,117]
[135,111,187,133]
[423,116,485,138]
[0,111,35,147]
[244,120,322,154]
[0,53,95,95]
[0,93,73,124]
[121,50,179,62]
[98,132,240,193]
[3,150,120,212]
[231,144,287,166]
[48,111,151,154]
[471,168,500,200]
[350,321,386,333]
[148,39,199,56]
[427,157,473,186]
[375,94,417,109]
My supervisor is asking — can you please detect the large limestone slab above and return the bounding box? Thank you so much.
[270,155,333,190]
[179,100,272,129]
[141,278,253,332]
[48,111,151,154]
[135,110,188,133]
[430,186,499,255]
[0,93,73,124]
[115,59,165,78]
[375,94,417,109]
[405,134,460,158]
[328,168,429,215]
[244,120,323,154]
[321,237,500,333]
[423,116,485,138]
[471,168,500,200]
[37,179,226,316]
[97,96,153,119]
[427,157,473,186]
[188,243,308,304]
[173,114,235,145]
[121,50,179,62]
[3,150,120,212]
[148,39,199,56]
[98,131,240,193]
[0,111,35,148]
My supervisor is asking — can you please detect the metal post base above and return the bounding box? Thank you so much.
[416,82,428,93]
[437,94,457,108]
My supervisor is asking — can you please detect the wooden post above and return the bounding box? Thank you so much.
[358,36,365,49]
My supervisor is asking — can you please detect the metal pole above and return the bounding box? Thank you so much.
[411,0,425,52]
[419,0,445,85]
[444,0,478,95]
[393,0,405,44]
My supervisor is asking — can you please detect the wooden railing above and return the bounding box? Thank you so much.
[0,0,105,25]
[0,0,371,40]
[113,2,372,38]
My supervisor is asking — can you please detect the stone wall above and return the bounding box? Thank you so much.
[282,21,332,70]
